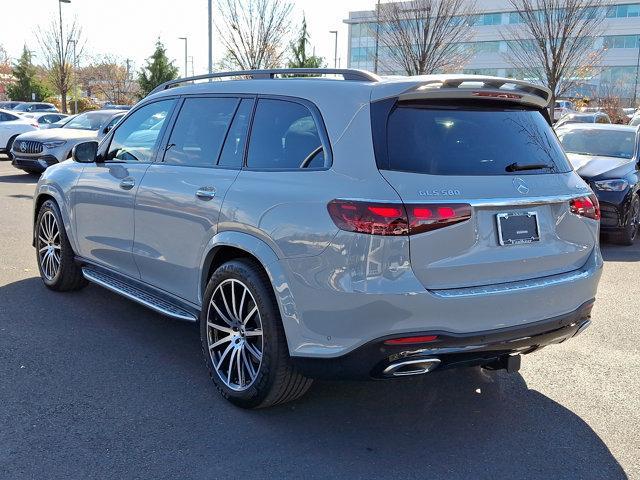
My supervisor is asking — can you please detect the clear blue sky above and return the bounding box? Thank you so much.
[1,0,375,74]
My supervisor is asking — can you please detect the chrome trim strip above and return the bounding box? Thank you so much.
[337,194,589,208]
[430,268,592,298]
[82,268,197,322]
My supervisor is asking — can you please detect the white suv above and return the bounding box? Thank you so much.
[0,109,38,158]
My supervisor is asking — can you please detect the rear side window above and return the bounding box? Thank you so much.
[377,104,571,175]
[218,98,253,168]
[164,97,238,168]
[247,99,326,169]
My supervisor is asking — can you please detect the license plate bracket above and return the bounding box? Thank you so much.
[496,212,540,246]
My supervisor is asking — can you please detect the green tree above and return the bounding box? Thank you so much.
[6,46,50,101]
[137,40,179,97]
[288,16,324,69]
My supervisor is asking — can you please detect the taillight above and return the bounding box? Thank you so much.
[570,195,600,220]
[406,203,472,235]
[327,200,471,236]
[327,200,408,236]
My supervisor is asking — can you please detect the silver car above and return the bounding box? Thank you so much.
[32,69,602,408]
[11,110,125,174]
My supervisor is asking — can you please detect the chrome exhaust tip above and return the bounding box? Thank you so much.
[573,319,592,337]
[382,358,441,377]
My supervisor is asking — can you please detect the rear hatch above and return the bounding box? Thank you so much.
[371,81,597,290]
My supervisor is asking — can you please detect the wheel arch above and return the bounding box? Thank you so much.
[200,231,302,354]
[33,185,78,253]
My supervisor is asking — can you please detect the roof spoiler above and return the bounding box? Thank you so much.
[397,76,552,109]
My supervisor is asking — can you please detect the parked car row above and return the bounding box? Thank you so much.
[10,110,125,173]
[0,101,58,113]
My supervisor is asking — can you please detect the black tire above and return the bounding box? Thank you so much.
[616,195,640,246]
[200,258,312,409]
[5,135,18,160]
[35,199,88,291]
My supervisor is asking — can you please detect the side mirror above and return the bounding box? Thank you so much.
[72,141,99,163]
[103,125,113,134]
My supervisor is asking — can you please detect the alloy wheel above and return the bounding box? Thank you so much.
[206,279,264,391]
[38,211,62,280]
[630,197,640,242]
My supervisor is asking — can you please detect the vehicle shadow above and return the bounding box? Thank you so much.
[0,277,628,480]
[601,242,640,262]
[0,172,39,184]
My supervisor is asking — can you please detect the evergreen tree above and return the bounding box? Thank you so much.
[6,46,50,101]
[137,40,179,97]
[288,16,324,69]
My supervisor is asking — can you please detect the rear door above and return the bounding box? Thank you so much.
[132,96,253,303]
[372,100,597,290]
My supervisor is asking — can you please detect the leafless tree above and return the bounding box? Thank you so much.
[80,56,137,105]
[215,0,293,70]
[36,17,84,113]
[374,0,477,76]
[502,0,607,113]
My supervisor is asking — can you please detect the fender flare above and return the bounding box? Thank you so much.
[33,184,80,253]
[199,231,302,352]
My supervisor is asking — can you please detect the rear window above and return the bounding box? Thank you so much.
[377,104,571,175]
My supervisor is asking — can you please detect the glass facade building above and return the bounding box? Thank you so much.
[345,0,640,99]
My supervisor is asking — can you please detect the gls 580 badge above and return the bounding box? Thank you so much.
[418,189,462,197]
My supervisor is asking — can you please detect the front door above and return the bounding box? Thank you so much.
[133,96,253,303]
[73,99,176,278]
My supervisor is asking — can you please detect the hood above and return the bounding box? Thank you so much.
[15,128,98,142]
[566,153,636,179]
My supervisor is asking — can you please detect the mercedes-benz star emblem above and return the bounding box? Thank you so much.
[513,177,530,195]
[20,141,27,152]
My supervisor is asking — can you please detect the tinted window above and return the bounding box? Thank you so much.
[164,97,238,167]
[65,111,114,130]
[557,128,636,159]
[104,114,123,132]
[106,100,174,163]
[218,98,253,168]
[247,99,325,169]
[0,112,18,122]
[383,106,571,175]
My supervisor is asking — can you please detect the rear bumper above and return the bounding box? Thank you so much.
[11,155,58,172]
[292,300,595,379]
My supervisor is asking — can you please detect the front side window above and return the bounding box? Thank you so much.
[164,97,238,167]
[247,99,326,170]
[106,100,174,163]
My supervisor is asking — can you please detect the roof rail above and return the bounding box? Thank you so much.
[149,68,381,95]
[398,76,552,108]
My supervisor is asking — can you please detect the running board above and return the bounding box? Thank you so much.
[82,267,197,322]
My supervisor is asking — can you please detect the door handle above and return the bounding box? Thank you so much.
[196,186,216,200]
[119,177,135,190]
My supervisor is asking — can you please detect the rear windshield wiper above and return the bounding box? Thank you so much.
[505,162,555,172]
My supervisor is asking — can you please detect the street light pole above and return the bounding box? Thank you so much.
[208,0,213,74]
[70,39,77,113]
[330,30,338,69]
[179,37,188,78]
[58,0,71,111]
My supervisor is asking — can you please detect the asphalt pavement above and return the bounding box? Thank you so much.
[0,158,638,479]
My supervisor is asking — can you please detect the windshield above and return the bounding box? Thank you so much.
[63,112,113,130]
[557,129,636,159]
[380,105,571,175]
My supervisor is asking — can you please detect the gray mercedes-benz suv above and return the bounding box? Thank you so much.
[32,69,602,408]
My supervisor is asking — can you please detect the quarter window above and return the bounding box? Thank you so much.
[247,99,326,169]
[164,97,238,168]
[106,100,174,163]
